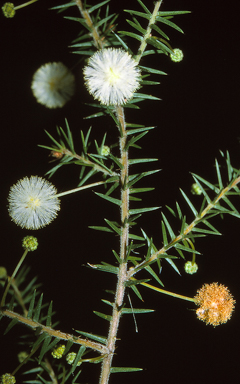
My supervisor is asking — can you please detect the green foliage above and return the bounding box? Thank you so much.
[127,151,240,279]
[64,0,121,55]
[110,367,143,373]
[40,119,119,184]
[122,1,190,56]
[2,0,239,383]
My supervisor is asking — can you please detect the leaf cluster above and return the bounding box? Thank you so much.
[52,0,121,55]
[128,151,240,283]
[39,119,119,185]
[120,0,189,56]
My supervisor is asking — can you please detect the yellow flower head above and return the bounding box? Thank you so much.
[194,282,235,326]
[52,344,65,359]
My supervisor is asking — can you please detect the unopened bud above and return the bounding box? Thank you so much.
[170,48,183,62]
[184,261,198,274]
[22,236,38,251]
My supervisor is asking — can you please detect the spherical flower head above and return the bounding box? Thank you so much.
[191,182,202,195]
[8,176,60,230]
[184,261,198,274]
[1,374,16,384]
[52,345,65,359]
[66,352,81,366]
[31,62,75,108]
[22,236,38,251]
[170,48,184,63]
[83,48,141,105]
[2,3,15,18]
[194,282,235,326]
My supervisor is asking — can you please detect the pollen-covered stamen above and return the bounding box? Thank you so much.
[83,48,141,106]
[194,282,235,326]
[8,176,60,230]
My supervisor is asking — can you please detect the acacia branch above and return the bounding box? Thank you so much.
[75,0,104,49]
[129,175,240,276]
[0,308,108,355]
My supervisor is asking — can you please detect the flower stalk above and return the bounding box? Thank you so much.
[55,180,108,198]
[140,281,196,303]
[1,249,29,307]
[14,0,38,10]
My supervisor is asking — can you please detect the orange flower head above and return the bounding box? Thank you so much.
[194,282,235,326]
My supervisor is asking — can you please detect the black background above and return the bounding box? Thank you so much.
[1,0,240,383]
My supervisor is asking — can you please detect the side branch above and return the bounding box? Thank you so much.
[135,0,163,64]
[130,175,240,275]
[0,308,108,355]
[60,148,119,178]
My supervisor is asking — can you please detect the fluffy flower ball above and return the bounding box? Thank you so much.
[8,176,60,230]
[83,48,141,105]
[195,282,235,326]
[31,62,75,108]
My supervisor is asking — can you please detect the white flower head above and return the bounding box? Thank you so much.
[83,48,141,105]
[8,176,60,230]
[31,62,75,108]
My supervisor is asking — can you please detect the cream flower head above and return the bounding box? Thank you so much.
[83,48,141,105]
[195,282,235,326]
[31,62,75,108]
[8,176,60,229]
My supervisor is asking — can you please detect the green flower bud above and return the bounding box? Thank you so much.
[101,145,110,156]
[22,236,38,251]
[1,374,16,384]
[170,48,184,63]
[17,351,28,363]
[0,267,7,279]
[191,183,202,195]
[51,345,65,359]
[184,261,198,274]
[66,352,81,366]
[2,3,15,18]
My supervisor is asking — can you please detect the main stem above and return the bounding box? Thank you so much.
[99,106,129,384]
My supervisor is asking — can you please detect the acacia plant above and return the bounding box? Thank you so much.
[0,1,238,383]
